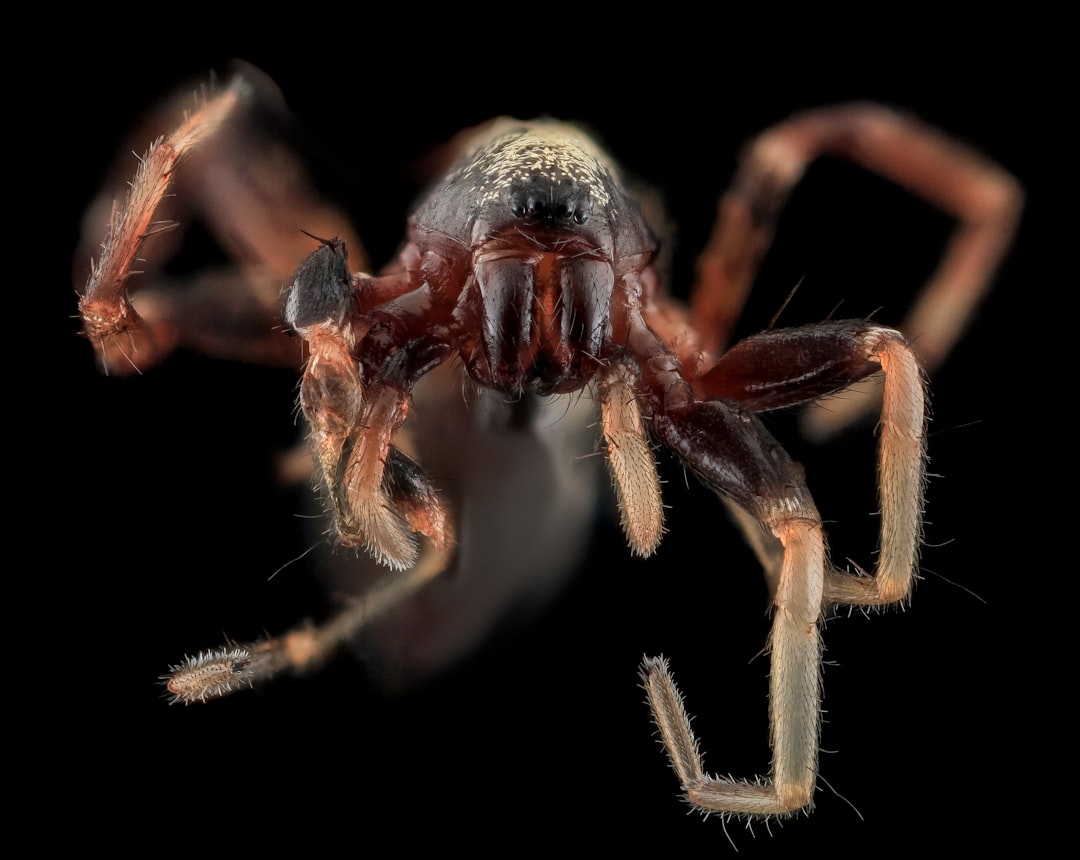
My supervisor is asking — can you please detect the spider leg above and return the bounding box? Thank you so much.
[697,320,926,605]
[597,362,665,558]
[822,327,926,606]
[629,309,926,817]
[642,516,825,816]
[284,238,454,569]
[165,541,453,704]
[644,399,827,816]
[167,242,461,702]
[74,67,365,374]
[690,103,1021,438]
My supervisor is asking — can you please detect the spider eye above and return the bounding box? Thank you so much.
[506,178,593,226]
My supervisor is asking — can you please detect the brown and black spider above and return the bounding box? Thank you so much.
[72,63,1022,832]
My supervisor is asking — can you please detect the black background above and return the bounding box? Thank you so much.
[54,25,1044,854]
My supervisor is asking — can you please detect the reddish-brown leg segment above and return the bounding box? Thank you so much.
[75,71,365,375]
[689,103,1022,437]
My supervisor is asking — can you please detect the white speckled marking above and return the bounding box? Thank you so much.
[455,123,614,207]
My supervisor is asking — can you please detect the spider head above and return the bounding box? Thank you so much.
[413,120,655,262]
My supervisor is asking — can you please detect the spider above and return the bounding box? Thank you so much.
[74,66,1021,823]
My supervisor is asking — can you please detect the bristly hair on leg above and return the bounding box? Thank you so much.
[163,646,260,704]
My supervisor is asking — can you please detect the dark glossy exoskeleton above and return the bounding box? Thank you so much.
[74,74,1022,822]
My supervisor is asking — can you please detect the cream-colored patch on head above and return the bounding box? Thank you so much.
[458,123,615,207]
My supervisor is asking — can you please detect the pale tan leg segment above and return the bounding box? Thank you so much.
[825,328,926,606]
[598,364,665,558]
[643,518,826,818]
[164,544,451,704]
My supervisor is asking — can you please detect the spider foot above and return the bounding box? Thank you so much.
[163,642,271,705]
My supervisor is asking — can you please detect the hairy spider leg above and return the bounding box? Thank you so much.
[76,71,366,374]
[636,319,925,817]
[690,103,1021,439]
